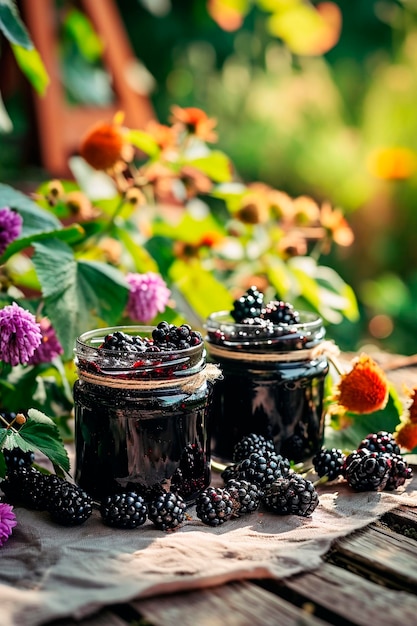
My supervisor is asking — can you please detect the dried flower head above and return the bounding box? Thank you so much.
[26,318,63,366]
[65,191,99,220]
[145,119,177,151]
[126,272,171,323]
[170,106,218,143]
[335,354,389,414]
[0,502,17,547]
[0,207,23,255]
[0,303,42,366]
[394,420,417,451]
[79,117,126,171]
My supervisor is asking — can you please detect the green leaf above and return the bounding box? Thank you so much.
[63,8,104,62]
[0,92,13,132]
[19,409,70,473]
[185,151,233,183]
[0,1,32,48]
[324,387,403,453]
[0,224,85,263]
[0,183,61,234]
[170,258,233,321]
[32,239,129,357]
[127,129,160,157]
[0,428,7,449]
[114,225,160,273]
[11,43,49,95]
[0,450,6,478]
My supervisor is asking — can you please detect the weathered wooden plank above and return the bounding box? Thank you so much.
[133,580,331,626]
[382,505,417,539]
[47,609,130,626]
[328,523,417,591]
[280,561,417,626]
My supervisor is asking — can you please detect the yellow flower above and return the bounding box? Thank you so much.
[336,354,389,414]
[367,146,417,181]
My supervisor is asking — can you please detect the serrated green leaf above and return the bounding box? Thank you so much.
[32,239,129,357]
[186,151,233,183]
[0,1,32,48]
[0,428,7,449]
[11,43,49,95]
[20,412,70,473]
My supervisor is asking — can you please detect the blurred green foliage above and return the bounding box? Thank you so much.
[2,0,417,355]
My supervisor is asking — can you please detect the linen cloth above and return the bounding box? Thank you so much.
[0,466,416,626]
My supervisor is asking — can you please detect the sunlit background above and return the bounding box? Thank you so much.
[1,0,417,355]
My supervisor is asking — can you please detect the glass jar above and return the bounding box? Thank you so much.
[73,326,220,503]
[205,311,330,467]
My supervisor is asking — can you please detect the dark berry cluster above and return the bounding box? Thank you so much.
[1,448,92,526]
[99,321,203,354]
[231,286,300,326]
[313,431,412,493]
[212,433,319,520]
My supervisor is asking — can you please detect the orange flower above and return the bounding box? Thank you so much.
[336,354,389,414]
[292,196,320,226]
[145,120,177,150]
[170,106,218,143]
[320,202,354,248]
[394,420,417,451]
[367,146,417,181]
[408,389,417,423]
[79,117,126,171]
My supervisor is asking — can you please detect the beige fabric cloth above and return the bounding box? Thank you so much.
[1,471,417,626]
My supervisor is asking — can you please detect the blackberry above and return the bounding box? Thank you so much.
[382,453,413,490]
[48,481,93,526]
[196,487,233,527]
[231,286,264,322]
[101,330,147,353]
[262,473,319,517]
[152,322,203,350]
[1,467,48,510]
[237,450,291,491]
[261,300,300,325]
[100,492,147,529]
[344,448,391,492]
[233,433,275,463]
[358,431,401,456]
[280,434,308,463]
[225,479,261,515]
[239,317,275,336]
[3,447,35,470]
[313,447,346,482]
[220,463,240,483]
[148,492,187,531]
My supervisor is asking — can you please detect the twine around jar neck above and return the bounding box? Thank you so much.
[77,362,222,393]
[207,340,340,364]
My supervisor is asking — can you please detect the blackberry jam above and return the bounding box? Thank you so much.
[73,326,219,503]
[206,311,330,467]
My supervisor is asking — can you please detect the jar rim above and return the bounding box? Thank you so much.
[76,325,203,358]
[205,310,325,352]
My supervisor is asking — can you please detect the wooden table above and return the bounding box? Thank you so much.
[45,494,417,626]
[38,355,417,625]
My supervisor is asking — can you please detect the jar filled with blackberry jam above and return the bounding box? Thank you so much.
[206,288,332,468]
[73,323,220,503]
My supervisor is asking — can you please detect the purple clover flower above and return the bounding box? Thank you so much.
[126,272,171,323]
[26,317,63,365]
[0,206,23,256]
[0,302,42,366]
[0,502,17,547]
